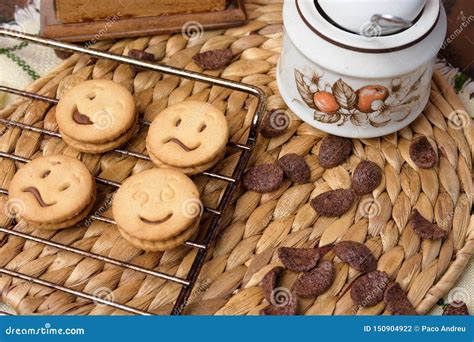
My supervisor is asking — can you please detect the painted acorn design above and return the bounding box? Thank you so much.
[313,91,340,113]
[294,68,427,128]
[355,85,389,113]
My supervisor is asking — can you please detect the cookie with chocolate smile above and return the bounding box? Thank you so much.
[146,101,229,175]
[8,155,96,230]
[112,168,202,251]
[56,79,138,153]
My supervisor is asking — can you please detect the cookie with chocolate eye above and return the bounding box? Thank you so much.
[146,101,229,175]
[112,168,202,251]
[8,154,96,230]
[56,79,138,153]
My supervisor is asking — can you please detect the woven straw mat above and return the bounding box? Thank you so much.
[0,0,472,315]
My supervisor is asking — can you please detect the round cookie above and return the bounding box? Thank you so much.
[8,155,96,229]
[118,219,199,252]
[61,121,138,154]
[112,168,201,246]
[146,101,229,168]
[147,146,226,176]
[56,79,137,144]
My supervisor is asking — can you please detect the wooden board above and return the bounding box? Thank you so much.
[40,0,247,42]
[55,0,226,23]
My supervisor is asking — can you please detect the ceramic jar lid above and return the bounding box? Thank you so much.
[318,0,427,35]
[284,0,446,78]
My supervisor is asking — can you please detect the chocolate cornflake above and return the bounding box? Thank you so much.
[333,241,377,274]
[242,163,284,193]
[278,153,311,184]
[259,109,291,138]
[442,301,469,316]
[128,49,155,62]
[192,48,233,70]
[384,282,417,315]
[409,136,437,168]
[318,135,352,169]
[278,247,320,272]
[351,271,389,307]
[261,266,284,304]
[352,160,382,195]
[316,244,334,257]
[410,209,447,240]
[310,189,356,217]
[293,260,335,297]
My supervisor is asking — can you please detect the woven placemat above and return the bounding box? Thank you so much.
[0,0,473,315]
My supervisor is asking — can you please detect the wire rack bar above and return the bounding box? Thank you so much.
[0,268,152,316]
[0,94,240,181]
[0,28,266,315]
[0,151,218,218]
[0,227,190,286]
[0,182,206,251]
[0,29,266,100]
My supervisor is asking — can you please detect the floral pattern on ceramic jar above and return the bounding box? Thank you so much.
[293,66,432,128]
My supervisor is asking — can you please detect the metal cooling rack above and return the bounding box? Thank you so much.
[0,29,266,316]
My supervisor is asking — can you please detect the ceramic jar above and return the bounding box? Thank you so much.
[277,0,447,138]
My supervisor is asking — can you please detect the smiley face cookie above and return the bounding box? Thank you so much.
[56,79,138,153]
[146,101,229,175]
[112,168,202,251]
[8,155,96,230]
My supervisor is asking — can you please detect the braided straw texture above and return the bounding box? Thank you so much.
[0,0,472,315]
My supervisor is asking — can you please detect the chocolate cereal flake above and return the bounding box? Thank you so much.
[278,153,311,184]
[128,49,155,62]
[410,209,447,240]
[334,241,377,274]
[409,136,437,168]
[293,260,336,298]
[442,301,469,316]
[384,282,417,315]
[351,271,389,307]
[278,247,320,272]
[192,49,233,70]
[261,266,284,304]
[352,160,382,195]
[259,110,291,138]
[310,189,356,217]
[243,163,284,193]
[318,135,352,169]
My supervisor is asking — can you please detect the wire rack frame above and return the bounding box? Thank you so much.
[0,29,267,316]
